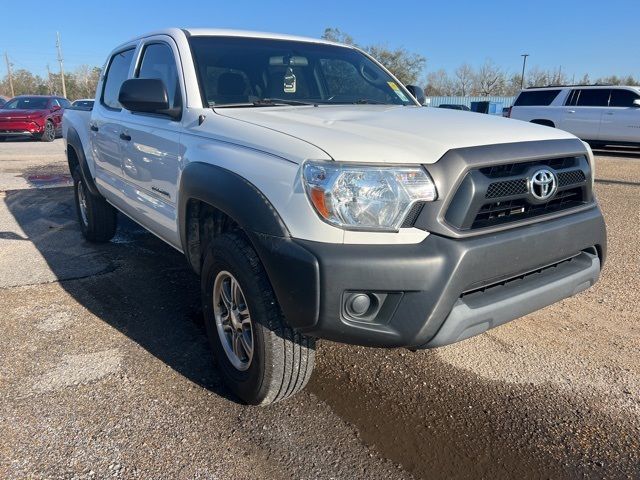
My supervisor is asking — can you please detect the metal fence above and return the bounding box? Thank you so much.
[425,96,516,108]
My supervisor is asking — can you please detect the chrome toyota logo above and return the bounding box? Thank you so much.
[530,168,557,201]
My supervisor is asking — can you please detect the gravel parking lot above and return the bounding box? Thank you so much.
[0,139,638,479]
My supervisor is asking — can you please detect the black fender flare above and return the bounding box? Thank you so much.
[178,162,322,329]
[178,162,290,250]
[66,126,101,196]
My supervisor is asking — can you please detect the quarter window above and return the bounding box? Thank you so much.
[513,90,561,106]
[609,89,640,107]
[575,89,611,107]
[136,43,181,111]
[101,49,135,109]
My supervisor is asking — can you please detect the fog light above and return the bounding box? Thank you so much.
[347,293,371,317]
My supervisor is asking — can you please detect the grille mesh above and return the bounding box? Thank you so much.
[486,179,528,198]
[401,202,425,228]
[558,170,586,186]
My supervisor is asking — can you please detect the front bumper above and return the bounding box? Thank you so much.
[251,205,607,349]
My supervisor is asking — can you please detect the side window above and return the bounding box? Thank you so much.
[59,98,71,108]
[576,89,611,107]
[102,48,135,110]
[513,89,561,106]
[136,43,181,110]
[609,89,640,107]
[564,89,579,106]
[50,99,60,108]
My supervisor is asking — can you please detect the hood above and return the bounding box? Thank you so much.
[0,109,48,121]
[215,105,577,164]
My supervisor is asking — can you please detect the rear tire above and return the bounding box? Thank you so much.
[72,168,117,242]
[201,232,316,405]
[38,121,56,142]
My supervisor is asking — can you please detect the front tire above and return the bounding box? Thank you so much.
[201,232,316,405]
[73,168,117,242]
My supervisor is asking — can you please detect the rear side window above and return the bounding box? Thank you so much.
[513,90,561,106]
[609,89,640,107]
[575,89,611,107]
[101,49,135,109]
[136,43,182,111]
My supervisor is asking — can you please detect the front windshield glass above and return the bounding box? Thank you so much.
[189,36,415,107]
[3,97,49,110]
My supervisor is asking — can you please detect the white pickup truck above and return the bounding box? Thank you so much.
[63,28,607,405]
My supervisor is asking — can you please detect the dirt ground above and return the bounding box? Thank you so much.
[0,138,638,479]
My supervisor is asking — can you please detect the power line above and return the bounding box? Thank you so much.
[56,32,67,98]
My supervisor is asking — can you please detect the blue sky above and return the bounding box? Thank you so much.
[1,0,638,81]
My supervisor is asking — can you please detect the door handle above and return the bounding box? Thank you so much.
[567,110,575,114]
[119,132,131,141]
[605,112,614,115]
[90,124,99,132]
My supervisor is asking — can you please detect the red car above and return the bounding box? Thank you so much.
[0,95,71,142]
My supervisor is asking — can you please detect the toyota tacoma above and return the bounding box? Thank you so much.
[63,29,607,405]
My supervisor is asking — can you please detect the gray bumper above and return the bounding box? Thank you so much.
[252,205,607,349]
[425,250,600,347]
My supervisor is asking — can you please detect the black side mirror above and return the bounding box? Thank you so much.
[405,85,426,105]
[119,78,180,119]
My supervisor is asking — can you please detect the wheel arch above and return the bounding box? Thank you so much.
[65,126,100,196]
[178,162,290,273]
[530,119,556,128]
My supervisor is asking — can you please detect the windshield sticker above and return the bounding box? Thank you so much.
[284,67,297,93]
[387,81,409,102]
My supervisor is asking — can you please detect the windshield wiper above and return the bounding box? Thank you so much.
[213,98,318,108]
[352,98,388,105]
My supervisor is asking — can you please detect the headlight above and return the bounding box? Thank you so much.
[302,161,437,231]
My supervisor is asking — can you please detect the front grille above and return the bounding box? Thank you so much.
[443,155,592,231]
[486,178,528,198]
[558,170,586,186]
[480,156,578,178]
[473,187,583,229]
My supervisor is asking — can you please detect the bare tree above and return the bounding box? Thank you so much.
[473,60,505,95]
[454,63,474,96]
[424,69,454,96]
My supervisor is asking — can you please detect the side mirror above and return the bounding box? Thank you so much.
[405,85,426,105]
[633,99,640,107]
[119,78,180,119]
[51,105,61,112]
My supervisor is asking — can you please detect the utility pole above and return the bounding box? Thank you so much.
[4,52,14,97]
[520,53,529,90]
[56,32,67,98]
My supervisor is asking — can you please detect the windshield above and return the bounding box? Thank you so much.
[3,97,49,110]
[189,36,416,107]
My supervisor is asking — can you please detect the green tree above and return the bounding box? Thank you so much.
[321,27,426,86]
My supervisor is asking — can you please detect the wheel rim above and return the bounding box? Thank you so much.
[45,122,54,140]
[77,181,89,227]
[213,271,254,371]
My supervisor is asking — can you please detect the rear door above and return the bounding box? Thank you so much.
[561,89,609,141]
[600,88,640,143]
[116,37,184,247]
[90,47,136,183]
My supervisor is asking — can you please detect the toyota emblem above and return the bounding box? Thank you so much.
[530,168,557,201]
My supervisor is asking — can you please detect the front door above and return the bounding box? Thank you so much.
[560,88,609,141]
[117,38,184,247]
[600,89,640,144]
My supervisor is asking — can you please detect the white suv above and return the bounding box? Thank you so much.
[509,85,640,148]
